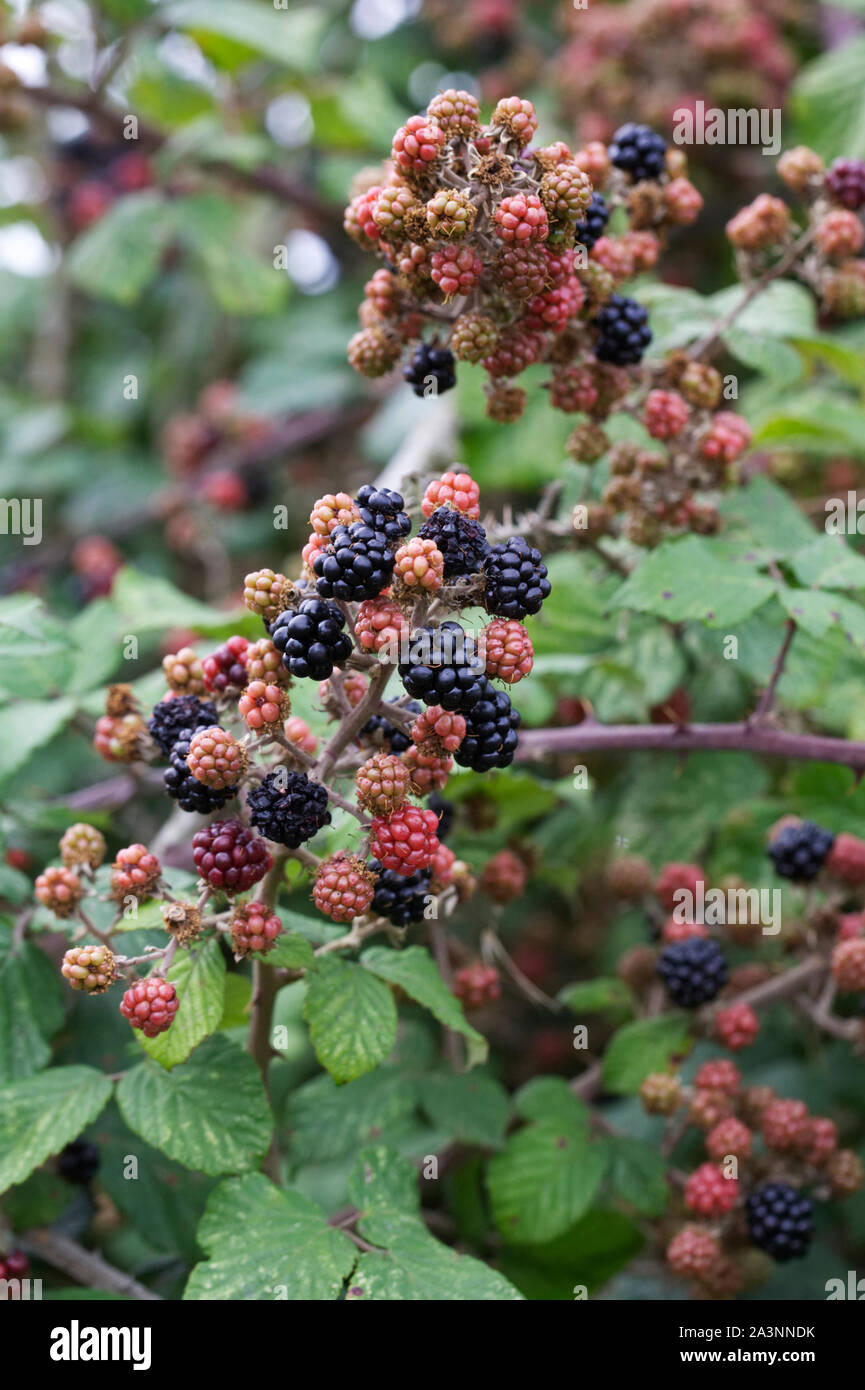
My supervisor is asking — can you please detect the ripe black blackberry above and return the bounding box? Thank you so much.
[404,342,457,397]
[574,192,609,251]
[147,694,218,756]
[454,678,521,772]
[361,703,421,754]
[247,770,331,847]
[768,820,835,882]
[370,860,431,926]
[483,536,551,619]
[594,294,652,365]
[164,733,235,813]
[419,507,490,579]
[429,791,454,841]
[270,599,352,680]
[607,123,667,182]
[657,937,728,1007]
[746,1183,813,1262]
[313,521,395,602]
[57,1139,100,1184]
[399,622,485,713]
[355,485,411,546]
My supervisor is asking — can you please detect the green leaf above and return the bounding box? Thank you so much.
[497,1209,644,1300]
[487,1113,607,1245]
[184,1173,356,1300]
[163,1,327,72]
[177,195,287,315]
[418,1071,510,1149]
[0,930,65,1082]
[263,931,315,970]
[778,588,865,656]
[361,946,487,1066]
[718,474,818,555]
[347,1146,523,1300]
[304,957,397,1084]
[559,978,633,1016]
[602,1015,693,1094]
[139,939,226,1070]
[117,1035,271,1175]
[513,1076,590,1129]
[0,698,76,787]
[0,1066,113,1193]
[110,567,245,635]
[67,192,176,304]
[791,37,865,160]
[790,536,865,590]
[287,1069,420,1164]
[605,1138,670,1217]
[612,535,776,627]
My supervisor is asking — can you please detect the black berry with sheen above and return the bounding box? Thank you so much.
[164,733,235,813]
[270,599,352,680]
[247,770,331,847]
[608,123,668,182]
[419,508,490,579]
[768,821,835,882]
[361,705,421,754]
[454,678,521,772]
[657,937,728,1006]
[147,694,218,756]
[313,522,395,602]
[483,536,551,619]
[574,192,610,251]
[594,294,652,365]
[399,622,486,713]
[746,1182,814,1262]
[57,1139,101,1184]
[355,485,411,546]
[370,861,431,926]
[404,342,457,397]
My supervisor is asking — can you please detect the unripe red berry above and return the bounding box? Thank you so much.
[162,646,205,695]
[244,637,290,687]
[726,194,790,251]
[202,636,250,695]
[370,805,440,875]
[430,245,482,297]
[801,1116,838,1167]
[494,192,549,244]
[491,96,538,149]
[93,712,146,763]
[816,209,865,260]
[705,1117,752,1162]
[393,536,444,593]
[663,177,703,225]
[713,1002,760,1051]
[421,470,480,520]
[283,716,318,754]
[655,862,705,912]
[356,753,413,816]
[762,1098,811,1152]
[606,855,654,898]
[694,1059,741,1095]
[310,492,361,537]
[667,1224,721,1277]
[826,1147,865,1196]
[426,88,480,139]
[453,962,501,1008]
[110,844,161,902]
[480,848,528,904]
[238,681,290,734]
[354,594,408,657]
[826,832,865,885]
[120,978,179,1037]
[230,902,283,957]
[36,865,84,918]
[313,853,375,924]
[684,1163,739,1217]
[402,744,452,794]
[777,145,824,195]
[410,705,466,754]
[689,1089,734,1131]
[639,1071,683,1115]
[192,820,272,893]
[832,937,865,991]
[186,726,247,789]
[644,389,690,440]
[59,823,106,870]
[391,115,446,175]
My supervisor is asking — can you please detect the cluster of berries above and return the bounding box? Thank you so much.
[160,379,270,514]
[607,820,865,1053]
[52,132,154,233]
[638,1060,863,1296]
[65,469,552,1038]
[344,90,701,421]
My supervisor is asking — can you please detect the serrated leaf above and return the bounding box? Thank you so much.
[513,1076,589,1129]
[117,1035,271,1175]
[139,939,226,1069]
[0,698,76,787]
[110,567,243,635]
[0,1066,113,1193]
[497,1208,644,1300]
[605,1138,670,1216]
[418,1071,510,1149]
[602,1015,693,1094]
[361,946,487,1066]
[263,932,315,970]
[790,536,865,590]
[718,475,821,555]
[177,195,287,315]
[347,1146,523,1300]
[791,37,865,161]
[303,957,397,1084]
[778,588,865,655]
[0,930,65,1082]
[487,1119,607,1246]
[612,535,776,627]
[67,192,176,304]
[184,1173,356,1300]
[287,1069,419,1164]
[163,1,327,72]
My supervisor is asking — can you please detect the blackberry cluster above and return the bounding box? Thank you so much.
[399,622,485,712]
[57,1139,100,1184]
[419,508,490,579]
[768,821,835,882]
[164,732,235,813]
[355,485,411,546]
[483,537,551,619]
[594,294,653,365]
[147,695,218,756]
[361,704,421,754]
[403,343,457,397]
[454,678,521,772]
[271,599,353,680]
[370,861,431,926]
[313,522,395,601]
[746,1183,814,1262]
[657,937,728,1006]
[574,192,610,251]
[247,770,331,847]
[608,123,668,182]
